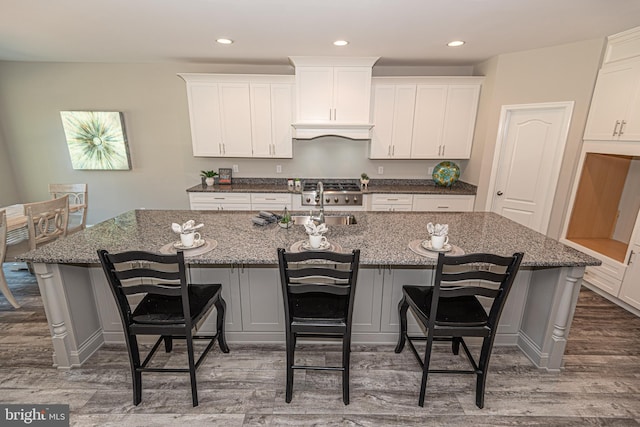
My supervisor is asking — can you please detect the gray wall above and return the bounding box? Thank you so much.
[0,122,19,206]
[466,38,605,239]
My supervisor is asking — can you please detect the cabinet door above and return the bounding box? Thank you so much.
[410,85,447,158]
[250,83,272,157]
[441,85,480,158]
[187,83,223,156]
[370,85,396,158]
[620,244,640,310]
[239,267,284,332]
[295,67,333,122]
[270,84,294,158]
[188,266,243,332]
[584,63,639,140]
[620,64,640,141]
[333,67,373,123]
[369,84,415,159]
[219,83,253,157]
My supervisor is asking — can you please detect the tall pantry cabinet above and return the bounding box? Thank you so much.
[562,26,640,315]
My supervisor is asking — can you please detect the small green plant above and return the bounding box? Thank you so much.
[200,170,218,178]
[361,172,369,180]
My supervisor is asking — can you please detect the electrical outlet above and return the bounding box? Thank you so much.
[232,164,239,173]
[428,167,434,175]
[276,165,282,173]
[378,166,384,175]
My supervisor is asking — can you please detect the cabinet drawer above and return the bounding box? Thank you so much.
[370,204,413,212]
[412,195,474,212]
[189,192,251,204]
[250,193,292,205]
[371,194,413,205]
[583,266,623,296]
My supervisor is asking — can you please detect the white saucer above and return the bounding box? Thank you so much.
[173,239,206,250]
[301,240,331,251]
[421,239,452,253]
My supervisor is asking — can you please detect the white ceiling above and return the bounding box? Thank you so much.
[2,0,640,66]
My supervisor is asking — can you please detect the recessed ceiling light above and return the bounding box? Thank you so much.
[216,38,233,45]
[333,40,349,47]
[447,40,465,47]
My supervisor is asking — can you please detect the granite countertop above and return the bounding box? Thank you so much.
[187,178,477,195]
[19,210,600,268]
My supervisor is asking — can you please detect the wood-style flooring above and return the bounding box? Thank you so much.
[1,263,639,426]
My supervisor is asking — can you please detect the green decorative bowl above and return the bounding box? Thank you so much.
[432,161,460,187]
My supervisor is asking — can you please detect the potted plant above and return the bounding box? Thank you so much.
[360,172,370,189]
[201,170,218,186]
[279,207,292,229]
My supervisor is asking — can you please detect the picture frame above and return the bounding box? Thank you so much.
[60,111,132,170]
[218,168,232,184]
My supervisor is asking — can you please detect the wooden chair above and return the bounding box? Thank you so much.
[49,184,87,234]
[277,248,360,405]
[23,195,69,251]
[97,249,229,407]
[0,210,21,308]
[395,252,524,408]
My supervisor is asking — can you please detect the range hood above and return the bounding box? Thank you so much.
[292,123,374,140]
[290,56,379,140]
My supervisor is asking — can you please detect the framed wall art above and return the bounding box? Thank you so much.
[60,111,132,170]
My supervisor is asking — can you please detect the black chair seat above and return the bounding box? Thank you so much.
[132,284,221,325]
[403,285,488,327]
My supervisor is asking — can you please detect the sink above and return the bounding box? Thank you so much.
[290,214,357,225]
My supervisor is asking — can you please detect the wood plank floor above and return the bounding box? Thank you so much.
[1,264,640,426]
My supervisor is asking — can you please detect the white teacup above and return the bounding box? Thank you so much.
[180,231,201,248]
[431,234,449,250]
[308,234,328,249]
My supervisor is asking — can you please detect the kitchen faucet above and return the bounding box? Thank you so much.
[312,181,325,224]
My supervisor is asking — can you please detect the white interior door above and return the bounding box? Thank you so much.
[487,102,573,234]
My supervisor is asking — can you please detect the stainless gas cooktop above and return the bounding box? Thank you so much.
[301,181,362,206]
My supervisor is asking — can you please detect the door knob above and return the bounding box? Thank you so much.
[497,191,504,196]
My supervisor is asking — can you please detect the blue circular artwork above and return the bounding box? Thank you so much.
[432,161,460,187]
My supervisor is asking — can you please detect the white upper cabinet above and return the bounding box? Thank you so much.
[370,84,416,158]
[289,57,379,139]
[250,83,294,158]
[179,74,294,158]
[369,77,482,159]
[584,59,640,141]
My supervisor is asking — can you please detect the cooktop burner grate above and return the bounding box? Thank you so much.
[302,181,361,192]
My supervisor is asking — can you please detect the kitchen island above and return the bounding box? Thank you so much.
[19,210,599,372]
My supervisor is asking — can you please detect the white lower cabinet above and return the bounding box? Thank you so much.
[370,194,413,211]
[620,244,640,310]
[412,194,475,212]
[379,268,431,334]
[188,192,252,211]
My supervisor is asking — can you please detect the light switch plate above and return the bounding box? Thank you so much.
[378,166,384,175]
[232,164,239,173]
[276,165,282,173]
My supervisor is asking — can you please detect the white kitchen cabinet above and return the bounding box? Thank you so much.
[291,58,377,124]
[370,194,413,211]
[179,74,294,158]
[369,77,482,160]
[188,192,251,211]
[250,193,292,211]
[583,59,640,141]
[412,195,475,212]
[250,83,294,158]
[620,244,640,310]
[370,84,416,158]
